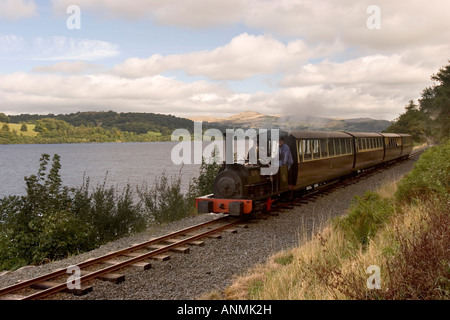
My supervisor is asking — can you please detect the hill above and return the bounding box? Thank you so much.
[189,111,391,132]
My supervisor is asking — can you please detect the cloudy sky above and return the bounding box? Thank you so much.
[0,0,449,121]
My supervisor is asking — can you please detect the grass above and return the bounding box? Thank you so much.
[208,141,449,300]
[0,122,38,137]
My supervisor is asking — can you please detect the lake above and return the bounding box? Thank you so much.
[0,142,203,199]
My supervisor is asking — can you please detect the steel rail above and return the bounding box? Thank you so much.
[21,219,242,300]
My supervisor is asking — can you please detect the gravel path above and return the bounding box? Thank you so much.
[0,158,418,300]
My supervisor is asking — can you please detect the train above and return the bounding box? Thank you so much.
[195,131,413,217]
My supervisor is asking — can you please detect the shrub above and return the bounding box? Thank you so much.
[138,170,190,223]
[395,140,450,204]
[0,154,147,270]
[186,148,221,209]
[333,191,394,249]
[383,199,449,299]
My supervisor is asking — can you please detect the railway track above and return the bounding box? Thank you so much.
[0,216,246,300]
[0,146,428,300]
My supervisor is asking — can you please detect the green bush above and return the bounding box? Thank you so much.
[138,171,190,223]
[333,191,394,249]
[0,154,146,270]
[395,140,450,204]
[0,150,222,270]
[186,148,221,209]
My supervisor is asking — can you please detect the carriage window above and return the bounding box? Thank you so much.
[312,139,320,159]
[346,139,352,154]
[340,139,346,155]
[335,139,341,156]
[328,139,335,156]
[303,140,312,161]
[297,140,302,163]
[320,139,328,158]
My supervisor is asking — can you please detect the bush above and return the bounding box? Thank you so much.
[395,140,450,204]
[383,199,450,299]
[138,171,190,223]
[0,150,222,270]
[186,148,221,209]
[333,191,394,249]
[0,154,147,270]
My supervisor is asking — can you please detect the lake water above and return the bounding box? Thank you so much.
[0,142,203,199]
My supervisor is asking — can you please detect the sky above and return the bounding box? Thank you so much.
[0,0,449,121]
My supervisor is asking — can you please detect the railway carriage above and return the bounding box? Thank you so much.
[398,134,413,158]
[381,133,403,162]
[287,131,354,190]
[196,130,413,217]
[346,132,384,171]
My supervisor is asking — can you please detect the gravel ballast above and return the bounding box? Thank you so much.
[0,158,418,300]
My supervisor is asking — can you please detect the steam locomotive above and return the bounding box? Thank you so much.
[195,131,412,217]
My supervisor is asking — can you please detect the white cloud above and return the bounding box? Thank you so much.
[0,68,429,121]
[246,0,450,51]
[51,0,245,28]
[0,34,25,53]
[281,54,435,87]
[276,45,450,120]
[0,0,37,20]
[1,0,447,122]
[111,33,344,80]
[0,35,120,61]
[50,0,450,50]
[0,72,232,116]
[31,36,120,61]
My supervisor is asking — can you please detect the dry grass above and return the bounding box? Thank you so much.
[219,177,449,300]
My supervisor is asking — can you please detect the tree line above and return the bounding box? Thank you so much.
[0,111,198,144]
[384,60,450,143]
